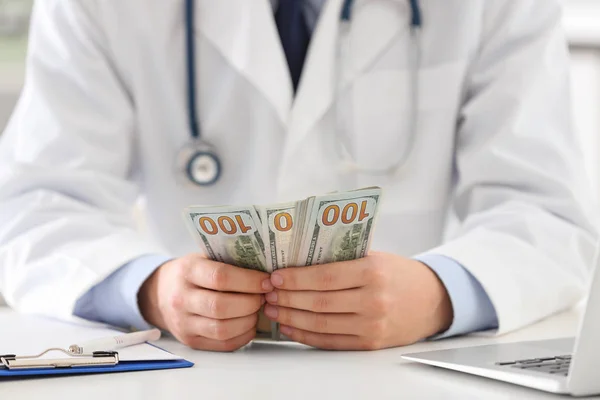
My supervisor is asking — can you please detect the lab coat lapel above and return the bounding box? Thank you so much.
[285,0,344,150]
[196,0,292,125]
[286,0,410,151]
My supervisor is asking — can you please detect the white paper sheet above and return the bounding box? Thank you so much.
[0,310,181,362]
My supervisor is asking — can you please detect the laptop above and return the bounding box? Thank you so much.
[402,249,600,397]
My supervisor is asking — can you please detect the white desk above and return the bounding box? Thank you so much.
[1,307,596,400]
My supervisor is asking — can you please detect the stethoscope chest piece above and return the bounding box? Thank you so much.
[178,140,222,187]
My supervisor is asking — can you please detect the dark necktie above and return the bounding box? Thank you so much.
[275,0,311,93]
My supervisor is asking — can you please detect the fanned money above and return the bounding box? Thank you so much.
[183,187,382,341]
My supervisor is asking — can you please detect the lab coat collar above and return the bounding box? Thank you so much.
[286,0,409,149]
[196,0,410,144]
[286,0,345,147]
[196,0,293,126]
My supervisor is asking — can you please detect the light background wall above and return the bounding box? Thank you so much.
[0,0,30,306]
[1,2,600,307]
[565,0,600,207]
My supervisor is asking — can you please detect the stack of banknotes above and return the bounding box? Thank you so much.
[182,187,382,340]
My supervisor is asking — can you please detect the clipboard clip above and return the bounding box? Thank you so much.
[1,348,119,370]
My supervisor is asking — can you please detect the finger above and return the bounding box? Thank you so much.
[185,257,273,293]
[270,260,368,291]
[182,327,256,352]
[265,289,364,314]
[182,313,258,341]
[278,325,378,351]
[184,287,264,319]
[263,305,361,335]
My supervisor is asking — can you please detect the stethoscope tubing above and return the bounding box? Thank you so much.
[336,0,422,176]
[342,0,421,27]
[186,0,201,139]
[183,0,423,184]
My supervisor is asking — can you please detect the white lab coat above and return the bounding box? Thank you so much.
[0,0,597,335]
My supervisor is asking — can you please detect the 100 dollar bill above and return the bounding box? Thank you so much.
[183,205,268,272]
[183,205,273,336]
[295,188,381,266]
[259,202,297,271]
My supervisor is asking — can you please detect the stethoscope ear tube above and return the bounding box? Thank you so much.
[342,0,422,28]
[408,0,422,28]
[335,0,422,177]
[185,0,201,140]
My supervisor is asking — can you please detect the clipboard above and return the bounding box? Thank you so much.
[0,346,193,378]
[0,311,194,378]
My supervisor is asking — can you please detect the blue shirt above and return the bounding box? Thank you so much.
[74,253,499,338]
[74,0,499,338]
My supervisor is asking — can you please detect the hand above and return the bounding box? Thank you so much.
[138,254,273,352]
[263,252,453,350]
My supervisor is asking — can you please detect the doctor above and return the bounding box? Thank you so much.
[0,0,597,352]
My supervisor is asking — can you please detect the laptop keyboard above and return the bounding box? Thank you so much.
[495,355,572,377]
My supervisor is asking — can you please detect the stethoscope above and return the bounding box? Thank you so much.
[180,0,422,187]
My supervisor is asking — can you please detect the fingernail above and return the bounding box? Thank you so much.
[271,273,284,287]
[280,325,293,336]
[262,279,274,291]
[264,305,278,319]
[261,296,266,305]
[265,291,278,304]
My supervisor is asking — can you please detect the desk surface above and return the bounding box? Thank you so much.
[1,307,597,400]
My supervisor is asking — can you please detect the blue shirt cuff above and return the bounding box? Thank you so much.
[414,254,499,339]
[74,255,173,331]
